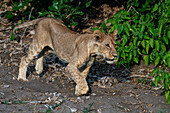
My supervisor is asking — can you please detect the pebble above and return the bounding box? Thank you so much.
[113,92,116,95]
[3,85,10,88]
[76,97,81,102]
[91,93,96,96]
[57,93,61,97]
[70,107,77,112]
[0,92,5,95]
[85,96,90,100]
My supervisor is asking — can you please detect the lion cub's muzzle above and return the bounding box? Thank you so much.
[106,54,117,64]
[95,54,117,64]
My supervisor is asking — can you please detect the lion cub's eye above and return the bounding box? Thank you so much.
[105,44,110,48]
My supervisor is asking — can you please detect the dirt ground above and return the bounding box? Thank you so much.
[0,1,170,113]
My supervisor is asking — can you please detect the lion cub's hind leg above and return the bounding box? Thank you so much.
[18,39,44,81]
[35,46,53,74]
[35,56,44,74]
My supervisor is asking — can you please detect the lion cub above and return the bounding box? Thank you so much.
[16,18,117,95]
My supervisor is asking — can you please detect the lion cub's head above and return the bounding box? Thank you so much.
[92,29,118,64]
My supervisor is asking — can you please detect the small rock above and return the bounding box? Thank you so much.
[57,93,61,97]
[3,85,10,88]
[0,92,5,95]
[76,97,81,102]
[86,96,90,100]
[70,108,77,112]
[91,93,96,96]
[30,30,35,35]
[113,92,116,95]
[97,109,102,113]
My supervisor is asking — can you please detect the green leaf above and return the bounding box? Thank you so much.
[163,53,170,60]
[117,51,120,61]
[167,58,170,68]
[122,35,128,46]
[145,13,150,22]
[165,73,170,90]
[138,33,143,39]
[117,24,123,35]
[167,31,170,39]
[133,49,137,57]
[144,35,150,39]
[85,0,92,7]
[165,73,169,85]
[137,48,142,55]
[149,27,155,35]
[141,40,146,48]
[151,68,159,76]
[155,56,160,66]
[133,56,139,63]
[155,75,161,87]
[155,40,160,51]
[144,55,149,66]
[126,21,131,29]
[163,37,169,45]
[150,38,154,48]
[128,52,133,61]
[165,91,170,105]
[101,22,107,30]
[11,33,15,40]
[158,24,162,37]
[124,26,129,36]
[137,41,141,47]
[133,37,138,46]
[5,11,14,19]
[161,71,165,81]
[146,43,150,54]
[122,51,126,60]
[152,4,158,12]
[161,43,166,52]
[140,25,145,33]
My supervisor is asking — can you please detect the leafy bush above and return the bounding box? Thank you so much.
[151,68,170,104]
[95,0,170,104]
[4,0,92,28]
[107,0,170,69]
[39,0,92,28]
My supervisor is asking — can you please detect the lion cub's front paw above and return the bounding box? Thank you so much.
[75,84,89,96]
[18,76,28,82]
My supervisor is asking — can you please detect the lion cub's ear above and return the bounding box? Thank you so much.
[93,30,103,42]
[112,29,118,41]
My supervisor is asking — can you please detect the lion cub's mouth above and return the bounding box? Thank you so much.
[105,57,117,64]
[95,55,117,64]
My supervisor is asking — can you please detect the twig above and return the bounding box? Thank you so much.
[127,6,139,14]
[121,63,131,73]
[128,74,152,79]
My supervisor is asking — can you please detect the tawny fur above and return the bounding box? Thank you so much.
[16,18,118,95]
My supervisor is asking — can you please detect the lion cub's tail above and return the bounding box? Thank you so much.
[12,17,47,34]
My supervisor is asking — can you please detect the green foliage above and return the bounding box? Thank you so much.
[151,68,170,104]
[4,0,92,28]
[95,0,170,104]
[39,0,92,28]
[98,0,170,69]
